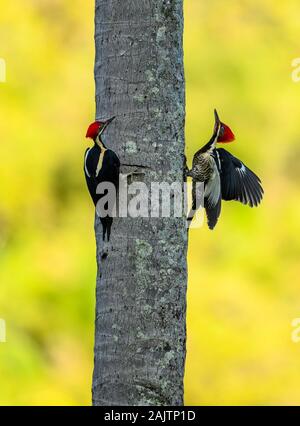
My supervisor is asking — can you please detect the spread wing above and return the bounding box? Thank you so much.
[214,148,263,207]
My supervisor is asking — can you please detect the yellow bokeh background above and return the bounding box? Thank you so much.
[1,0,300,405]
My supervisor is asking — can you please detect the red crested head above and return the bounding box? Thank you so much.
[218,122,235,143]
[86,116,116,140]
[86,121,102,140]
[213,109,235,143]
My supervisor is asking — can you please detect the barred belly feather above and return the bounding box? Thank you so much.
[191,154,214,181]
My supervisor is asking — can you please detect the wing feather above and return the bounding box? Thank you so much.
[214,148,264,207]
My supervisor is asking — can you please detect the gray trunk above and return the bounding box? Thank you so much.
[92,0,187,406]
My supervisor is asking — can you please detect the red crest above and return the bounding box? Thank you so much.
[218,122,235,143]
[86,121,102,139]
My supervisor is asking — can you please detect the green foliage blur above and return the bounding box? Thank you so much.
[0,0,300,405]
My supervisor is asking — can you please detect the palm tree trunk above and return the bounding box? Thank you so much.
[92,0,187,406]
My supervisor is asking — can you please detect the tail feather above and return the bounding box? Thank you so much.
[100,217,113,241]
[205,196,221,230]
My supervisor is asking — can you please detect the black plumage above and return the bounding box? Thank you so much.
[84,118,120,241]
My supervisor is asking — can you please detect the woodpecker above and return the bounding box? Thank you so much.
[187,110,263,229]
[84,117,120,241]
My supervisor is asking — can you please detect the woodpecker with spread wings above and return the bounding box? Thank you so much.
[187,110,263,229]
[84,117,120,241]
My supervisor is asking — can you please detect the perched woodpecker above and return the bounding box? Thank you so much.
[84,117,120,241]
[187,110,263,229]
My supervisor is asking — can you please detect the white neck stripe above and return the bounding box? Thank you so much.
[84,148,91,178]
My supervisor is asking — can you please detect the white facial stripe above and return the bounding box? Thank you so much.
[98,122,108,138]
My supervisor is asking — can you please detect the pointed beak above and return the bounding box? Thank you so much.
[213,109,220,134]
[99,116,116,136]
[214,109,220,125]
[106,116,116,125]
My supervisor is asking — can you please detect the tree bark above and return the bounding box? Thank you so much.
[92,0,187,406]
